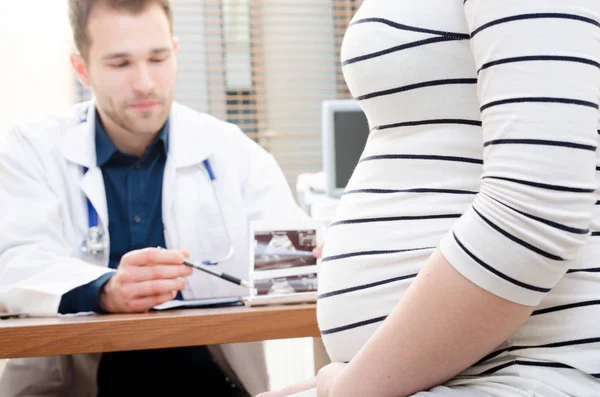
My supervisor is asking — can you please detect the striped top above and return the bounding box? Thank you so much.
[316,0,600,391]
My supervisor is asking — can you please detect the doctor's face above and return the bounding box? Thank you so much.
[74,3,177,137]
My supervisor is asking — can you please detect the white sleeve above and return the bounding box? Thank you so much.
[0,127,112,315]
[439,0,600,306]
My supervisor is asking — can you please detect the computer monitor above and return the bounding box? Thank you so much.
[321,99,370,198]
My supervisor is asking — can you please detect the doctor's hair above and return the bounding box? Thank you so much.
[68,0,173,59]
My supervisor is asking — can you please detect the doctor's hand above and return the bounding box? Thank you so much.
[99,248,193,313]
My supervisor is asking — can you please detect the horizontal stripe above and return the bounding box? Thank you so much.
[471,13,600,38]
[320,315,387,335]
[344,188,478,196]
[567,267,600,273]
[373,118,482,131]
[477,337,600,366]
[318,273,418,299]
[595,200,600,205]
[356,78,477,101]
[511,337,600,352]
[342,36,458,66]
[480,97,598,112]
[473,206,564,261]
[481,192,589,234]
[475,349,507,366]
[480,361,515,375]
[483,139,596,152]
[331,213,461,227]
[532,300,600,316]
[321,246,435,263]
[478,55,600,74]
[360,154,483,164]
[591,231,600,236]
[453,232,551,292]
[481,360,576,375]
[483,176,596,193]
[350,18,469,40]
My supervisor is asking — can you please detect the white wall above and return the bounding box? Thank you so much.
[0,0,74,138]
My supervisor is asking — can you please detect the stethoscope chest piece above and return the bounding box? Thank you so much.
[81,225,105,257]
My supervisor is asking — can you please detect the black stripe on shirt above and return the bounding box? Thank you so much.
[481,360,576,375]
[350,18,469,40]
[595,200,600,205]
[320,315,387,335]
[318,273,418,299]
[478,55,600,74]
[360,154,483,165]
[479,361,516,375]
[373,118,482,131]
[473,207,564,261]
[356,78,477,101]
[331,214,461,227]
[453,231,552,293]
[567,267,600,274]
[344,188,478,196]
[342,36,458,66]
[480,97,599,112]
[511,337,600,352]
[475,349,507,366]
[482,176,596,193]
[321,246,435,263]
[532,300,600,316]
[471,13,600,38]
[477,337,600,366]
[591,231,600,236]
[483,139,596,152]
[481,192,589,235]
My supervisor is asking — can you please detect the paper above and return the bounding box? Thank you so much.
[243,291,317,307]
[152,296,243,311]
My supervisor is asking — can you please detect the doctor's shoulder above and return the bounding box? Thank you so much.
[176,102,269,157]
[1,103,83,156]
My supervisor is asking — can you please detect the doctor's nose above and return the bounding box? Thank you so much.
[131,64,155,94]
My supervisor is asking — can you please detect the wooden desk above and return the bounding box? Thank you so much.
[0,304,319,359]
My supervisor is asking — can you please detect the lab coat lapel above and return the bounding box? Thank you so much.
[162,103,217,250]
[58,101,109,235]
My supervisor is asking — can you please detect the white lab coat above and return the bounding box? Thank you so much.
[0,100,308,396]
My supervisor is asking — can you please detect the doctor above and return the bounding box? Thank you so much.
[0,0,313,396]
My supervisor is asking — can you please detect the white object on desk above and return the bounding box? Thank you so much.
[244,291,317,307]
[295,172,340,224]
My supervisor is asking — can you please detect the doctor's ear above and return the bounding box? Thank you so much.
[70,53,91,88]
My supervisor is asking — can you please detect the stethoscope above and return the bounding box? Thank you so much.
[80,159,234,266]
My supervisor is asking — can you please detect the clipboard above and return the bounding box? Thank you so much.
[152,296,244,311]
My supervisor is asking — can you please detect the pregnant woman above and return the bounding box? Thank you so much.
[260,0,600,395]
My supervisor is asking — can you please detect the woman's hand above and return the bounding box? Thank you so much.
[313,242,325,259]
[255,377,317,397]
[316,362,347,397]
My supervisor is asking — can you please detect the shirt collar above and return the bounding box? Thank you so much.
[94,111,169,167]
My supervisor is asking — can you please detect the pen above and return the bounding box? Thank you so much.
[157,247,254,288]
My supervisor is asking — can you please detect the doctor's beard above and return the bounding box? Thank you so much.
[103,93,172,137]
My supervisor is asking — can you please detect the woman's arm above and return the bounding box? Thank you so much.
[329,249,532,397]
